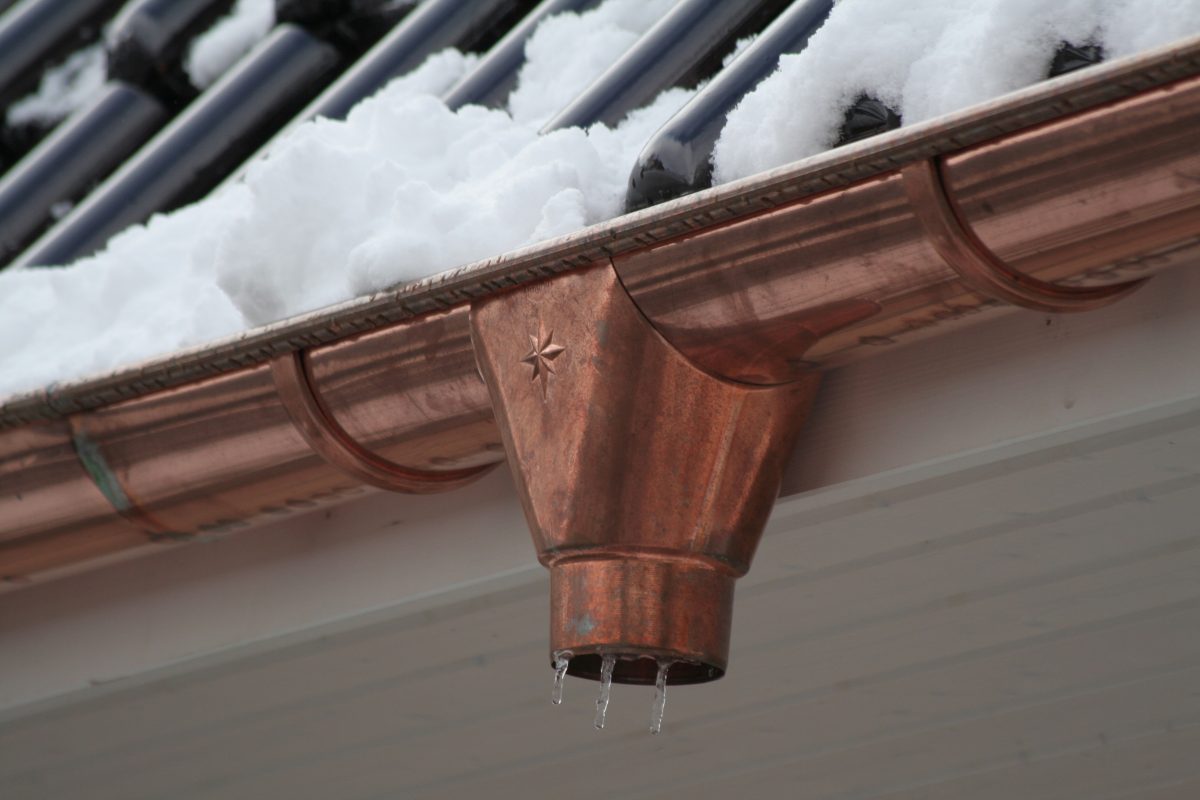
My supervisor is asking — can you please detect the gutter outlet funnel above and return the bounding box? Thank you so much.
[470,263,818,685]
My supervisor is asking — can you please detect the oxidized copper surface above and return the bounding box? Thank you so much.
[471,263,820,683]
[69,364,365,539]
[0,419,149,585]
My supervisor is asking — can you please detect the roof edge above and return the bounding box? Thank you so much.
[3,34,1199,429]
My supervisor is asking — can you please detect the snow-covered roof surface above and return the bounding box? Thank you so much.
[0,0,1197,400]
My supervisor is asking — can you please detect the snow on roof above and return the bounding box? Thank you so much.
[0,0,1197,400]
[714,0,1200,183]
[184,0,276,90]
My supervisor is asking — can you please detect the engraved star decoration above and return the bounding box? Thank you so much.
[520,325,565,397]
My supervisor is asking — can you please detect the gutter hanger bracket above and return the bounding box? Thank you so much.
[901,158,1148,313]
[271,350,492,494]
[469,262,820,685]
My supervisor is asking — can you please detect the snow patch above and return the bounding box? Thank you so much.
[6,42,108,127]
[184,0,276,90]
[714,0,1200,183]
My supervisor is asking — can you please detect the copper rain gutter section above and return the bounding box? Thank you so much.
[612,70,1200,384]
[1,52,1198,630]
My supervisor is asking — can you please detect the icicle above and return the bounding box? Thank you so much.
[593,654,616,729]
[551,652,571,705]
[650,660,670,734]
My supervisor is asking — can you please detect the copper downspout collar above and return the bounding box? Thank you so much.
[271,350,494,494]
[551,555,735,684]
[900,158,1147,313]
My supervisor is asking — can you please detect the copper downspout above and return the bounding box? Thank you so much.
[2,48,1199,590]
[471,263,820,683]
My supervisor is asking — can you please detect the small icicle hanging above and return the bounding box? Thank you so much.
[650,660,671,734]
[551,652,571,705]
[594,654,616,729]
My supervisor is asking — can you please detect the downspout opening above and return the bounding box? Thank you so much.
[564,654,722,686]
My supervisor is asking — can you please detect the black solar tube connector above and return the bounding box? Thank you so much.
[836,95,901,147]
[1049,41,1104,77]
[106,0,237,107]
[276,0,420,56]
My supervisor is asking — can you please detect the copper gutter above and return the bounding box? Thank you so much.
[2,39,1200,590]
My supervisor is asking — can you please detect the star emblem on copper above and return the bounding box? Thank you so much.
[521,325,565,397]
